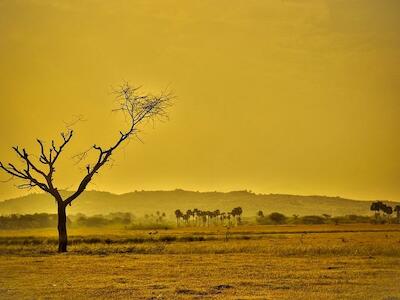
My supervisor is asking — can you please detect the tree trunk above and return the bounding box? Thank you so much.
[58,202,68,253]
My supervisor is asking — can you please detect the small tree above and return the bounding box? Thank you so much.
[0,83,172,252]
[370,201,381,220]
[174,209,183,226]
[231,207,243,225]
[269,212,287,224]
[384,205,393,223]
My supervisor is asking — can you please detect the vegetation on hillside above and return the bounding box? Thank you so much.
[2,200,399,230]
[2,190,399,217]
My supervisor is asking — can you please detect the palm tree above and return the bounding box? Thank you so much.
[193,208,200,226]
[186,209,193,226]
[235,207,243,225]
[201,211,207,226]
[214,210,221,226]
[174,209,183,227]
[182,213,190,225]
[206,211,212,227]
[220,212,226,225]
[227,212,232,226]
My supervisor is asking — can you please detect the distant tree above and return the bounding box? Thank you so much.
[193,208,200,226]
[205,210,212,227]
[201,211,208,226]
[0,213,62,229]
[394,205,400,224]
[186,209,193,225]
[375,202,393,223]
[230,207,243,225]
[0,83,172,252]
[370,201,381,219]
[220,212,226,225]
[227,212,232,226]
[257,210,264,218]
[384,205,393,223]
[322,214,331,220]
[182,213,190,225]
[174,209,183,227]
[268,212,287,224]
[213,209,221,226]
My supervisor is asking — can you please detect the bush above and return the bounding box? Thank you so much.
[269,212,287,224]
[256,212,288,225]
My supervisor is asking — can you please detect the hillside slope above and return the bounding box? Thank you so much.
[0,190,396,217]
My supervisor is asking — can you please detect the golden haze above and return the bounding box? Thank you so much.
[0,0,399,201]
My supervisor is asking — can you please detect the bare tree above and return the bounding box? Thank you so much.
[0,83,172,252]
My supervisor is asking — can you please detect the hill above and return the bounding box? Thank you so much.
[0,190,397,217]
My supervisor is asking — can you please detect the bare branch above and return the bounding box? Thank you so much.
[51,130,73,165]
[0,159,49,193]
[0,82,172,208]
[64,83,172,206]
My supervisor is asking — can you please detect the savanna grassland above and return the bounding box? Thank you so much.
[0,224,400,299]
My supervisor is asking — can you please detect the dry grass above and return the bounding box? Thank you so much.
[0,224,399,299]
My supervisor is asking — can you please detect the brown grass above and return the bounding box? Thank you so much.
[0,224,399,299]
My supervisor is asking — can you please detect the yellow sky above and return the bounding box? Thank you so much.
[0,0,399,201]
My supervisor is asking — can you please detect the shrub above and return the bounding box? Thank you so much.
[256,212,288,225]
[269,212,287,224]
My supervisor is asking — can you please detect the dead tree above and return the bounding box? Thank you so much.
[0,83,172,252]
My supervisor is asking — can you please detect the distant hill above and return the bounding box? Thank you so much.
[0,190,398,217]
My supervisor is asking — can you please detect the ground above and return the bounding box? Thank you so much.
[0,224,399,299]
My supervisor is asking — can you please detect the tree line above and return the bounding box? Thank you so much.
[174,207,243,227]
[0,213,133,229]
[256,203,400,225]
[256,211,374,225]
[370,201,400,223]
[0,213,67,230]
[2,202,399,230]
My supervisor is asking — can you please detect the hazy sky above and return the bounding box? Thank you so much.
[0,0,399,201]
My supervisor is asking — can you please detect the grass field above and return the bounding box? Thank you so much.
[0,224,400,299]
